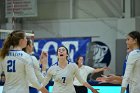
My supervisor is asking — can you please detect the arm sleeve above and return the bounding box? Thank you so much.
[74,64,85,84]
[86,66,95,74]
[25,56,42,90]
[0,58,4,74]
[42,67,52,86]
[121,52,138,87]
[31,56,44,82]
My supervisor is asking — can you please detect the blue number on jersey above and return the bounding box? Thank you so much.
[7,60,16,72]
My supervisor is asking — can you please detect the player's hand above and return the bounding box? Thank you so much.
[39,86,49,93]
[40,51,48,65]
[96,77,107,83]
[102,66,110,71]
[104,74,119,82]
[91,88,99,93]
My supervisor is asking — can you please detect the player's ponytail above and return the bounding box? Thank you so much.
[0,33,13,59]
[0,30,25,59]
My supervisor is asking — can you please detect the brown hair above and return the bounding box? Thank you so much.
[0,30,25,59]
[22,38,32,52]
[128,31,140,48]
[75,55,84,65]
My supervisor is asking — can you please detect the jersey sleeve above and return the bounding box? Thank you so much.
[31,56,44,82]
[0,61,3,75]
[0,58,4,75]
[121,51,138,87]
[74,64,85,84]
[42,67,53,86]
[24,55,42,89]
[85,66,95,74]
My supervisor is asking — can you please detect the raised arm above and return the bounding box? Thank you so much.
[42,67,53,87]
[94,66,110,73]
[25,56,48,93]
[31,56,44,82]
[40,51,48,76]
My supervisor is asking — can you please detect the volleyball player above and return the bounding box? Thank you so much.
[0,30,48,93]
[22,38,48,93]
[74,55,109,93]
[42,46,99,93]
[121,31,140,93]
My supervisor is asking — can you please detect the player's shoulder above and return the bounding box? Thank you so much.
[22,51,30,57]
[47,62,58,73]
[129,49,140,56]
[49,62,58,69]
[18,51,33,63]
[8,50,30,58]
[51,61,77,67]
[51,62,58,66]
[30,55,37,60]
[68,61,76,65]
[84,65,94,70]
[68,61,78,68]
[84,65,91,68]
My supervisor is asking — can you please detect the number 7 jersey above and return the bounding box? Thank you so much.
[42,62,85,93]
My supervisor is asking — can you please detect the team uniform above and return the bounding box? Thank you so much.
[122,49,140,93]
[29,55,45,93]
[73,65,95,93]
[122,55,129,93]
[42,62,85,93]
[0,58,4,74]
[0,50,42,93]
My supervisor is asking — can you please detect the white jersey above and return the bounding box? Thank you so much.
[73,65,94,86]
[0,58,4,74]
[122,49,140,93]
[29,55,44,87]
[42,62,85,93]
[0,50,42,93]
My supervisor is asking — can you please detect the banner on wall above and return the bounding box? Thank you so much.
[34,37,91,67]
[5,0,37,17]
[0,39,4,48]
[86,41,111,67]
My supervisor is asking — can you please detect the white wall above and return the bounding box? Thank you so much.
[117,18,136,39]
[24,0,122,21]
[136,17,140,31]
[74,0,122,18]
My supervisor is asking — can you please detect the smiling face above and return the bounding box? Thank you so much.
[77,56,84,67]
[57,46,68,60]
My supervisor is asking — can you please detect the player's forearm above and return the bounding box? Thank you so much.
[36,70,44,82]
[121,87,126,93]
[39,86,49,93]
[26,64,43,89]
[42,65,47,71]
[94,68,103,73]
[83,82,99,93]
[83,82,95,91]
